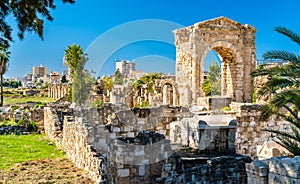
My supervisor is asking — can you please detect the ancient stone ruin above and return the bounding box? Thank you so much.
[174,16,256,107]
[40,17,300,184]
[48,83,69,99]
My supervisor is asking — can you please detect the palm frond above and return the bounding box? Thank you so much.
[263,50,300,63]
[259,89,300,121]
[255,26,300,156]
[274,138,300,156]
[252,62,300,78]
[256,85,273,99]
[256,77,297,99]
[275,26,300,47]
[263,127,300,145]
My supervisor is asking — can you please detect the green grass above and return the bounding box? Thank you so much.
[0,134,65,170]
[4,96,56,105]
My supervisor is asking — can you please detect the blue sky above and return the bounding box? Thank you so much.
[6,0,300,78]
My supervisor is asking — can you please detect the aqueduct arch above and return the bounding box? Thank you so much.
[174,16,256,107]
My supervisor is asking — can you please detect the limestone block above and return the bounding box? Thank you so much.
[269,173,300,184]
[117,169,130,177]
[269,156,300,178]
[127,132,135,138]
[87,135,94,143]
[242,122,248,127]
[139,165,146,176]
[113,127,121,133]
[117,177,131,184]
[135,147,145,156]
[118,163,124,169]
[236,138,242,144]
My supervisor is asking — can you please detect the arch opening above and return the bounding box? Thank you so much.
[212,46,236,98]
[202,50,222,97]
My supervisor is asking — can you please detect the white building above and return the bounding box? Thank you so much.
[115,60,136,78]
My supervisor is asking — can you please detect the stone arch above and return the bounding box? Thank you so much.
[159,79,179,106]
[174,16,256,107]
[199,41,244,99]
[48,83,69,99]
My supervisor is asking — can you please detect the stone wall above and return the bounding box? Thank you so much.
[43,107,64,144]
[235,104,291,159]
[44,104,253,183]
[157,154,251,183]
[0,105,44,124]
[76,104,191,139]
[246,156,300,184]
[44,106,106,183]
[0,105,44,134]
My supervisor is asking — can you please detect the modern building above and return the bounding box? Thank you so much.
[115,60,136,78]
[32,64,48,81]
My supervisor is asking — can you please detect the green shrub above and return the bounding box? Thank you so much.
[27,121,38,132]
[34,101,47,108]
[89,98,104,108]
[17,119,24,125]
[12,105,19,111]
[252,90,257,103]
[135,101,150,108]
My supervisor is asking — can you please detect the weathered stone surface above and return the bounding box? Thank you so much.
[246,159,270,184]
[48,83,68,99]
[174,16,256,107]
[235,103,291,159]
[247,157,300,184]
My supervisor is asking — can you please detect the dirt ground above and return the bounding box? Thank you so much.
[0,158,95,184]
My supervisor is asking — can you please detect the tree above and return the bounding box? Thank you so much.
[132,73,163,94]
[202,61,221,96]
[64,44,93,106]
[72,55,93,106]
[0,46,10,106]
[251,26,300,155]
[113,68,124,85]
[61,75,68,83]
[102,76,113,93]
[202,78,211,96]
[64,44,84,78]
[0,0,75,48]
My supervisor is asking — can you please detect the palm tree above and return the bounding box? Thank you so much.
[0,46,10,107]
[64,44,84,79]
[0,48,9,107]
[251,26,300,155]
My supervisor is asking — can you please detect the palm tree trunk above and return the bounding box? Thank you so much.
[1,74,3,107]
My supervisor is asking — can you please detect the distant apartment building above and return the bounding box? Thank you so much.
[115,60,136,78]
[32,64,48,82]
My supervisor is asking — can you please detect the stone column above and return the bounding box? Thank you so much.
[172,87,177,106]
[163,85,169,105]
[191,31,198,105]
